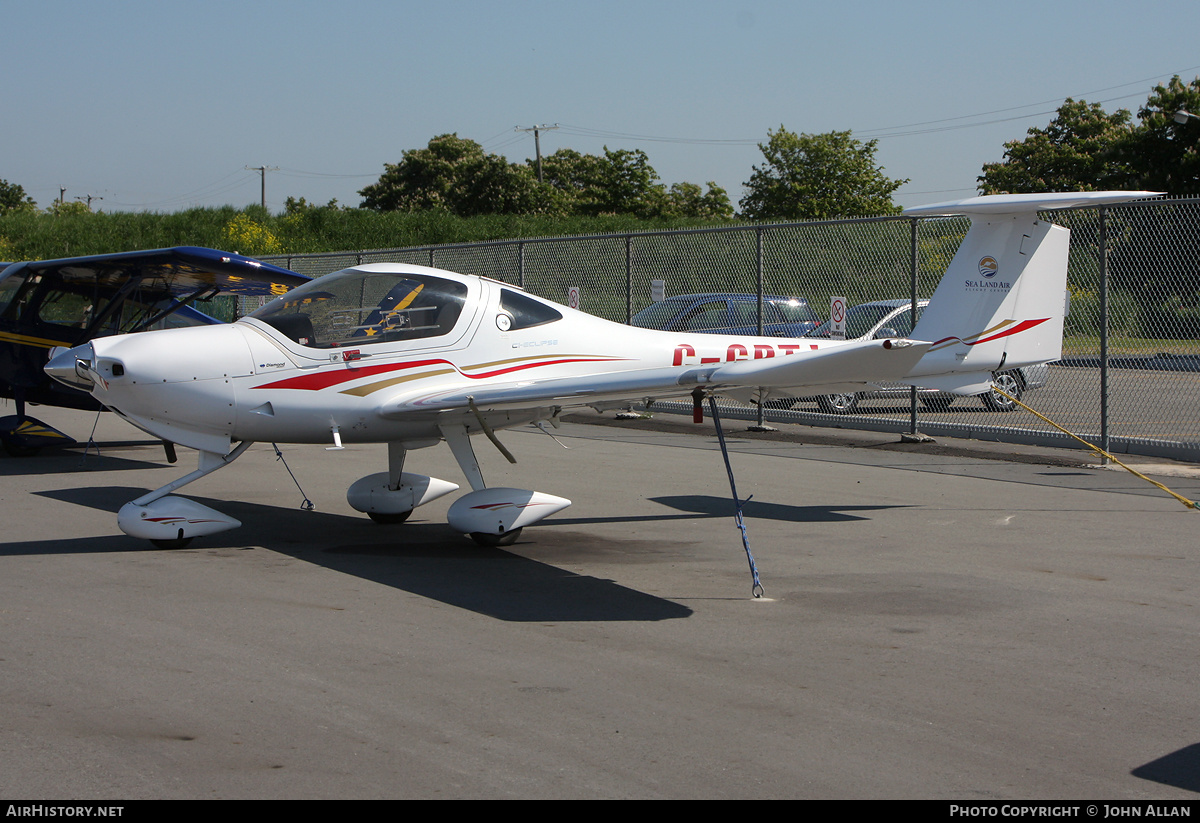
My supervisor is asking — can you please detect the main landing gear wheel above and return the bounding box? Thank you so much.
[469,528,522,548]
[150,535,194,550]
[368,509,413,524]
[2,441,39,458]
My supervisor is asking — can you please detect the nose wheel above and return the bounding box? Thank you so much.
[367,509,413,524]
[150,535,194,550]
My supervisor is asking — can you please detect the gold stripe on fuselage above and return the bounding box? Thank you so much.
[0,330,72,350]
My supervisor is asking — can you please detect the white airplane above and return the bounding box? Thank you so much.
[45,191,1156,549]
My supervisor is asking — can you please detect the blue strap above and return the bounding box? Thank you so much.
[272,443,315,511]
[707,397,764,598]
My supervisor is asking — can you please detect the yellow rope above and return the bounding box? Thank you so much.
[991,387,1197,511]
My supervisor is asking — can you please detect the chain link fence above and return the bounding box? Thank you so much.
[260,197,1200,462]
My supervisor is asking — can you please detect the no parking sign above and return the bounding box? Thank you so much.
[568,286,581,310]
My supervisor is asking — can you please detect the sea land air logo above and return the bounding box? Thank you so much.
[965,255,1011,292]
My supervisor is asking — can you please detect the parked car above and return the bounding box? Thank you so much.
[796,299,1049,413]
[630,293,820,337]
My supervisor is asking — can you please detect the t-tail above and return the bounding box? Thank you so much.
[901,191,1160,395]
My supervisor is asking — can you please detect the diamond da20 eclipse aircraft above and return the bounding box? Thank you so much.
[45,191,1155,548]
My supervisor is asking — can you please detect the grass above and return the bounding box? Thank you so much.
[1061,335,1200,357]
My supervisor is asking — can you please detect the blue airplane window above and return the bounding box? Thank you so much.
[0,270,32,321]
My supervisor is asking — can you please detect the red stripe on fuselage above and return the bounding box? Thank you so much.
[252,356,627,391]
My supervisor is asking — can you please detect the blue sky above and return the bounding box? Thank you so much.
[6,0,1200,214]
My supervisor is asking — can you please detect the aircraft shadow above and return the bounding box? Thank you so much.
[1131,742,1200,792]
[24,486,692,623]
[0,445,167,476]
[650,495,904,522]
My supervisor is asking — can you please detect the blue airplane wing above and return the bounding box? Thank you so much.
[0,246,307,300]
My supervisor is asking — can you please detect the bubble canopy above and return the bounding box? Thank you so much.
[250,267,470,348]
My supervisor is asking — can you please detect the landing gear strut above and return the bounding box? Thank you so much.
[346,442,459,524]
[439,422,570,547]
[118,442,252,547]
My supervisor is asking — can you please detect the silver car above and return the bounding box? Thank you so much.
[796,299,1049,413]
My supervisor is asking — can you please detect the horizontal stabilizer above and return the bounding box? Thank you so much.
[903,191,1161,217]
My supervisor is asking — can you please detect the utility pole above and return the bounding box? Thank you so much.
[245,165,279,209]
[514,124,559,182]
[76,194,102,210]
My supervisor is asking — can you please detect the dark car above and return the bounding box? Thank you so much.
[630,293,820,337]
[797,299,1049,413]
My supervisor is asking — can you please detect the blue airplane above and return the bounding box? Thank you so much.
[0,246,307,455]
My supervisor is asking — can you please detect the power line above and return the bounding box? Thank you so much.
[555,64,1200,147]
[275,167,378,179]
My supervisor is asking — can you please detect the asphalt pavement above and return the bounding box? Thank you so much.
[1,403,1198,799]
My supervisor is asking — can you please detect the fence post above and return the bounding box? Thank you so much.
[909,217,920,435]
[755,227,767,429]
[518,241,525,289]
[1099,206,1110,462]
[755,227,764,335]
[625,235,633,324]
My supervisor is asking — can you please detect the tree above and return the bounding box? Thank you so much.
[538,146,680,217]
[362,134,731,219]
[978,99,1133,194]
[537,148,607,214]
[663,181,734,219]
[1119,76,1200,195]
[592,147,666,216]
[45,200,91,217]
[284,196,340,214]
[977,78,1200,196]
[0,179,36,213]
[359,134,541,216]
[739,128,906,220]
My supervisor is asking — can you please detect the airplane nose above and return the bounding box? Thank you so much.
[56,324,253,454]
[45,343,97,391]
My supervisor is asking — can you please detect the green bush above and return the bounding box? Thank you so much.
[1065,286,1139,338]
[0,205,736,261]
[1136,293,1200,339]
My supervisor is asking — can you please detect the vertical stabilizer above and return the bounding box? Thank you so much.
[902,191,1159,394]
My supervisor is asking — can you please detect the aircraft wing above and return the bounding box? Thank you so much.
[376,337,931,416]
[2,246,307,300]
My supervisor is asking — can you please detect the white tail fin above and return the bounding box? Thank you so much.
[903,191,1159,394]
